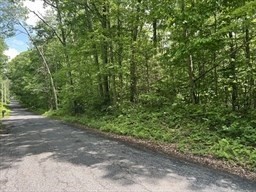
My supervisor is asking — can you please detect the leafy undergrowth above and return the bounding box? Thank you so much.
[0,104,10,118]
[46,103,256,173]
[0,104,10,133]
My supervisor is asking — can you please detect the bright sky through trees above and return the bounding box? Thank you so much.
[4,0,47,60]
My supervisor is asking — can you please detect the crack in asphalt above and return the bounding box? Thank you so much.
[89,167,109,191]
[69,169,89,192]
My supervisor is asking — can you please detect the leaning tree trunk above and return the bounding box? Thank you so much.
[19,22,59,110]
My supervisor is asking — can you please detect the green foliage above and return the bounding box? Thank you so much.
[5,0,256,173]
[0,103,10,119]
[8,0,256,113]
[211,138,256,170]
[219,122,256,146]
[48,103,256,171]
[0,0,25,37]
[9,51,51,110]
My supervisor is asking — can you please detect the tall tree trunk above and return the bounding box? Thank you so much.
[5,80,9,104]
[130,37,137,103]
[229,32,238,111]
[188,55,198,104]
[46,0,80,112]
[101,2,110,104]
[94,45,104,97]
[130,1,141,103]
[110,42,117,104]
[1,81,3,108]
[4,81,6,104]
[181,0,198,104]
[213,7,218,96]
[145,54,150,93]
[244,25,254,109]
[108,11,117,104]
[84,3,104,98]
[153,18,157,49]
[55,0,74,88]
[117,3,124,95]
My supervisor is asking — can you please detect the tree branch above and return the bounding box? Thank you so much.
[28,8,64,44]
[43,0,57,9]
[193,33,256,83]
[18,21,59,110]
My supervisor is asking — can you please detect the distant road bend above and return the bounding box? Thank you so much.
[0,101,255,192]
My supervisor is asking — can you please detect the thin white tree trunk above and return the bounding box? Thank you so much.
[19,22,59,110]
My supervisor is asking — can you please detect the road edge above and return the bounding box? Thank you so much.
[54,119,256,182]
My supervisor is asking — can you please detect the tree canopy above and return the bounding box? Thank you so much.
[7,0,256,113]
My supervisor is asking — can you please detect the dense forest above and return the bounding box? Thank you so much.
[1,0,256,173]
[0,0,13,116]
[0,34,9,113]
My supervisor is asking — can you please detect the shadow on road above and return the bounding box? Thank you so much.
[1,101,255,191]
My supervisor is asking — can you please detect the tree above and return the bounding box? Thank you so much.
[7,0,256,113]
[18,21,59,110]
[0,0,26,37]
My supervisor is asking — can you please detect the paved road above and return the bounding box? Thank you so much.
[0,102,255,192]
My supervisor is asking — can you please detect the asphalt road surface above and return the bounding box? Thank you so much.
[1,101,256,192]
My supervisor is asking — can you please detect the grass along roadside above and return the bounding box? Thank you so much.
[45,104,256,180]
[0,103,11,133]
[0,104,10,118]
